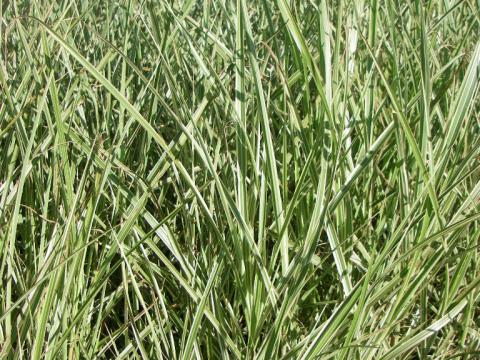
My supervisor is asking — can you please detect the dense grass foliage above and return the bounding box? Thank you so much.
[0,0,479,358]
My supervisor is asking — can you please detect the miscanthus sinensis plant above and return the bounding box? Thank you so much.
[0,0,479,358]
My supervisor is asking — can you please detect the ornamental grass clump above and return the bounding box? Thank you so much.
[0,0,479,358]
